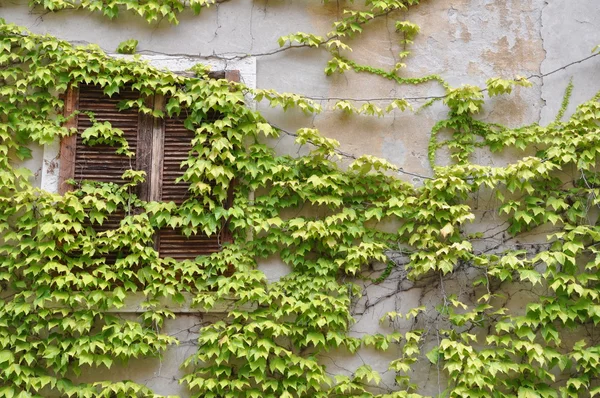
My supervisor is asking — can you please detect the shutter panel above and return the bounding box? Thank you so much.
[59,84,144,262]
[157,71,239,261]
[161,114,195,205]
[157,111,226,260]
[72,85,142,233]
[74,85,140,185]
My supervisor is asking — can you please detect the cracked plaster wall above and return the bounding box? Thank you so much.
[1,0,600,395]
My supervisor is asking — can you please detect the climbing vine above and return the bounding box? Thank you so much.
[1,0,600,397]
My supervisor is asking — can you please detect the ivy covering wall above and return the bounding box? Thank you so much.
[1,0,600,397]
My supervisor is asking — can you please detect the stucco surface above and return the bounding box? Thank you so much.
[1,0,600,395]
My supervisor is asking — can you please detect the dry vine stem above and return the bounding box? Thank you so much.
[1,1,600,397]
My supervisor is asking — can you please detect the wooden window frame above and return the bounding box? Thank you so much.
[58,70,240,260]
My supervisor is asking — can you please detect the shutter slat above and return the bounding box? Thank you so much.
[158,228,222,259]
[73,85,140,265]
[74,85,140,185]
[158,112,223,259]
[161,116,196,205]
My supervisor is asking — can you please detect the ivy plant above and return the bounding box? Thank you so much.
[1,0,600,396]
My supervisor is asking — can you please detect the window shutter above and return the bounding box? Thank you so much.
[59,72,239,262]
[157,111,226,260]
[64,85,141,188]
[58,84,144,251]
[160,112,193,205]
[157,70,239,260]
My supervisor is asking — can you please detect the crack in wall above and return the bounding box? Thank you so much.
[538,0,550,118]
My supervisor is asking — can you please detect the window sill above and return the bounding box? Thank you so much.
[1,290,255,314]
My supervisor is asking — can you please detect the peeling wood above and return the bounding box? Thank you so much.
[136,95,156,202]
[58,86,79,195]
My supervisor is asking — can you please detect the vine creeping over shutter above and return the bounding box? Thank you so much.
[58,84,140,263]
[58,85,141,193]
[77,85,140,184]
[156,69,239,259]
[161,114,195,205]
[58,70,239,261]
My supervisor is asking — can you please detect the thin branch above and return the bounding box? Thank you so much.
[270,123,434,180]
[64,39,600,106]
[527,52,600,80]
[136,39,335,61]
[303,94,446,103]
[302,52,600,103]
[58,3,415,67]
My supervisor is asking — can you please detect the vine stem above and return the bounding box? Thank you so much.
[302,52,600,103]
[62,39,599,105]
[270,123,434,180]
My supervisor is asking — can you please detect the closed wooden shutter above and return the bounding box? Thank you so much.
[75,85,139,184]
[59,71,240,262]
[156,70,239,261]
[157,112,226,260]
[59,85,143,190]
[59,84,144,263]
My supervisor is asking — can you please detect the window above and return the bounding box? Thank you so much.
[57,70,240,261]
